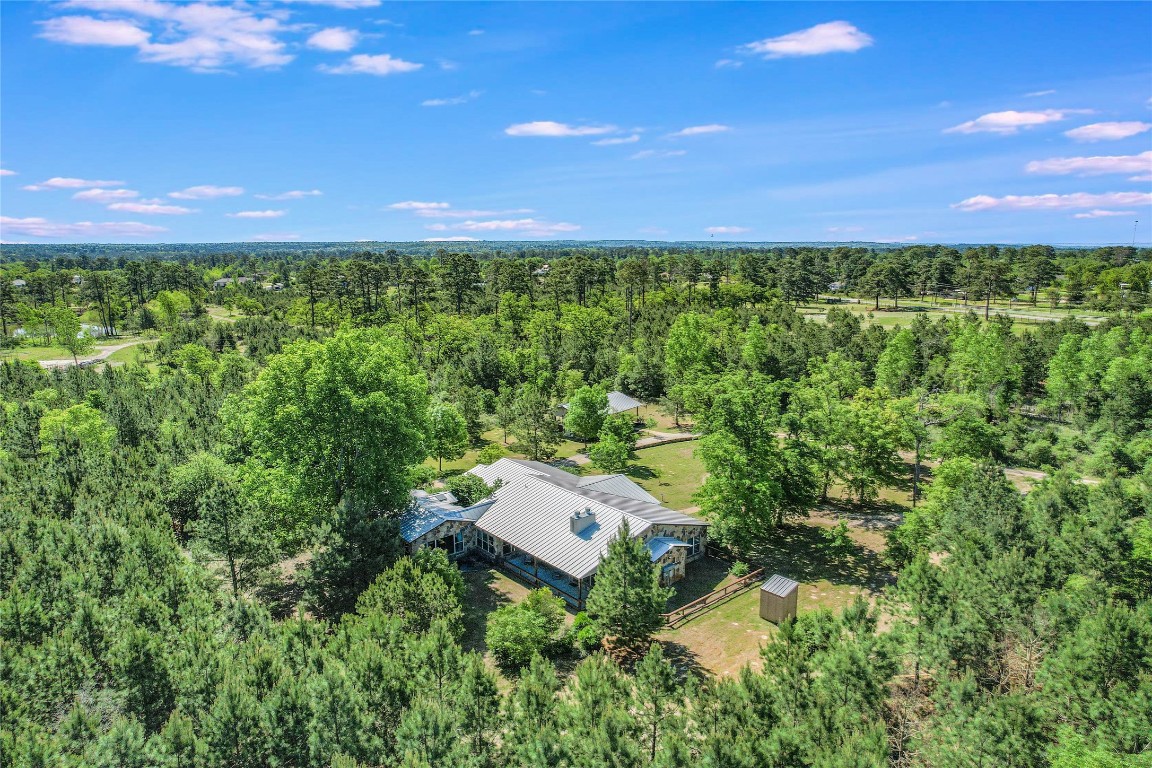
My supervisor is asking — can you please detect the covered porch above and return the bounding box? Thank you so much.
[501,553,590,609]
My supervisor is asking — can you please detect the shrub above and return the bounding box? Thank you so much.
[477,442,505,465]
[570,611,604,654]
[444,473,494,506]
[729,561,750,578]
[485,589,568,669]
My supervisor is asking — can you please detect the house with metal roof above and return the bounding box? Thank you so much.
[469,458,707,606]
[400,458,708,606]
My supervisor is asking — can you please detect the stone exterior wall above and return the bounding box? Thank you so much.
[406,519,476,560]
[644,523,709,562]
[654,546,689,584]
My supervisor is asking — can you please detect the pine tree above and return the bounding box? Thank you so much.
[586,521,673,648]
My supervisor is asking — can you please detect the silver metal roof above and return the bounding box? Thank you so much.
[474,476,652,580]
[577,474,660,504]
[605,390,644,414]
[557,390,644,415]
[646,537,689,562]
[470,459,705,527]
[761,574,799,597]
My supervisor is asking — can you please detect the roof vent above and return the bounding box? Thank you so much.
[570,506,597,534]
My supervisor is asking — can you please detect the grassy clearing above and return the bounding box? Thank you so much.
[627,440,707,510]
[104,341,158,366]
[0,345,77,363]
[658,508,895,677]
[460,566,535,656]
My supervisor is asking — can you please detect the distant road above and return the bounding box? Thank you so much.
[38,339,149,369]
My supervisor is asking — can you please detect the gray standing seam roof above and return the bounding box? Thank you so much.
[761,574,800,597]
[467,458,707,580]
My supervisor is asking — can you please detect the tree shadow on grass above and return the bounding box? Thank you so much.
[623,463,658,481]
[742,523,893,592]
[658,639,708,681]
[459,562,518,655]
[255,575,306,621]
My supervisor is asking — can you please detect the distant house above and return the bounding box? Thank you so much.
[212,277,255,290]
[400,458,708,607]
[10,279,26,288]
[532,264,551,276]
[828,281,845,292]
[556,390,645,420]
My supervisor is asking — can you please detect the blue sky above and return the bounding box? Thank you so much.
[1,1,1150,245]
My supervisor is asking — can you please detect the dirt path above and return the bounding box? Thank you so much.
[38,338,149,369]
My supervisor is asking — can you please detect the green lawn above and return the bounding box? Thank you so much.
[627,440,707,510]
[0,345,77,362]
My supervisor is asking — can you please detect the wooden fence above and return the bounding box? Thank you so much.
[660,568,764,628]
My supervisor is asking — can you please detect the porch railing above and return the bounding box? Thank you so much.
[660,568,764,628]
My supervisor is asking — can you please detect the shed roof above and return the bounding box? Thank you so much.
[761,574,800,597]
[557,390,645,416]
[606,390,645,414]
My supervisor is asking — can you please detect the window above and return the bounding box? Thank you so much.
[452,530,465,555]
[687,535,702,557]
[478,531,501,558]
[661,562,677,585]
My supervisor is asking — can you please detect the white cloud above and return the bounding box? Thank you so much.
[39,16,150,47]
[248,232,301,241]
[306,27,359,52]
[0,215,167,238]
[505,121,617,137]
[168,184,244,199]
[319,53,422,76]
[741,21,873,59]
[1073,209,1137,219]
[592,134,641,146]
[630,150,687,160]
[24,177,126,191]
[827,226,864,234]
[0,169,15,176]
[43,2,295,72]
[226,210,286,218]
[254,189,322,200]
[668,124,730,137]
[1025,151,1152,177]
[422,90,482,107]
[953,191,1152,212]
[1064,121,1152,142]
[706,226,751,234]
[1024,89,1056,98]
[108,202,196,215]
[714,59,742,69]
[72,188,139,203]
[420,208,533,219]
[426,218,580,236]
[389,201,450,210]
[1131,174,1152,182]
[424,236,481,242]
[945,109,1091,135]
[284,0,381,7]
[467,29,485,36]
[637,227,669,235]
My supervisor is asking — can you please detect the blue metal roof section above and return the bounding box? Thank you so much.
[400,490,493,543]
[645,536,690,562]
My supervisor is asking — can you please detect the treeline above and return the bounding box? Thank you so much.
[3,243,1151,342]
